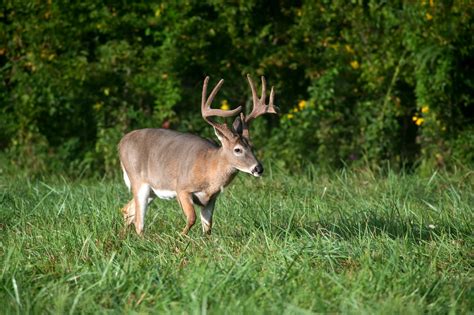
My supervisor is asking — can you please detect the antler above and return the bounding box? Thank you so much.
[240,74,279,139]
[201,76,242,138]
[245,75,278,123]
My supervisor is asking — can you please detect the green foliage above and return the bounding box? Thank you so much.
[1,169,473,313]
[0,1,472,175]
[272,1,473,170]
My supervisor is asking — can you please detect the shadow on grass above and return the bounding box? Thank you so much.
[242,210,468,243]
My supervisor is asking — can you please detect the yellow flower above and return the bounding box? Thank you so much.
[415,118,424,126]
[350,60,360,69]
[421,105,429,113]
[298,100,307,110]
[154,4,165,17]
[25,61,36,71]
[287,113,294,120]
[93,102,103,111]
[220,100,230,110]
[429,0,434,7]
[412,116,418,122]
[426,13,433,20]
[345,45,355,54]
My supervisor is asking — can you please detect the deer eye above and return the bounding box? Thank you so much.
[234,147,243,154]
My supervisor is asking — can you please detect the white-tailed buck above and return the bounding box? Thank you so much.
[119,75,278,235]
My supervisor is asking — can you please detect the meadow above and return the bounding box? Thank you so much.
[1,167,472,314]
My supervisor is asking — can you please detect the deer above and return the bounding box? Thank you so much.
[118,74,278,236]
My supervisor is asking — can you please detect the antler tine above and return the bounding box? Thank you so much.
[204,78,224,111]
[260,76,266,104]
[201,76,211,113]
[267,86,278,114]
[247,74,259,109]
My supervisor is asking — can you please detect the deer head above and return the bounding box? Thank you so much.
[201,75,279,176]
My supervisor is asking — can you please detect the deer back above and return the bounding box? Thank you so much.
[119,128,231,193]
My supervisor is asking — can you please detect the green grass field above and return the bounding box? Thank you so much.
[1,167,473,314]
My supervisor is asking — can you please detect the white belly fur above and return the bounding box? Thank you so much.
[151,188,177,200]
[194,191,207,200]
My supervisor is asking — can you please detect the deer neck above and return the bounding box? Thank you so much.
[208,147,238,189]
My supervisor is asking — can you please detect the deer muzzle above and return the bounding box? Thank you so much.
[251,163,264,177]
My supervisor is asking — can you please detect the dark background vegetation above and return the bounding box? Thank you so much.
[1,1,473,176]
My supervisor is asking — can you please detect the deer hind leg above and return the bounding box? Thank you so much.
[120,165,136,226]
[133,184,151,235]
[177,192,196,235]
[121,199,135,226]
[200,197,216,235]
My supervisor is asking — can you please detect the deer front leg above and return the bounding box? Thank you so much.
[177,192,196,235]
[200,197,217,235]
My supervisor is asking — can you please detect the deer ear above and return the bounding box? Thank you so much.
[214,127,228,143]
[232,115,244,135]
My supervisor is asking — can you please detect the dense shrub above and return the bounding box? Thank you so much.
[0,1,472,176]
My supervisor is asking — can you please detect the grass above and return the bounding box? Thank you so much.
[0,167,473,314]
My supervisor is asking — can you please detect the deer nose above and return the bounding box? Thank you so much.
[252,163,264,176]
